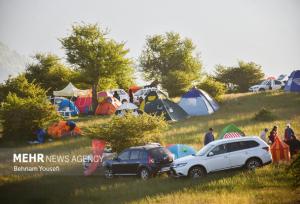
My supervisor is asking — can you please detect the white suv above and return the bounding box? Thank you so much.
[171,136,272,178]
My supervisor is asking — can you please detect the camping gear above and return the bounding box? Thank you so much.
[141,90,189,121]
[270,137,291,163]
[84,139,106,176]
[53,82,91,97]
[218,124,245,139]
[284,70,300,92]
[129,85,141,93]
[179,88,219,116]
[47,121,81,138]
[75,96,93,114]
[95,96,121,115]
[54,97,79,116]
[166,144,196,159]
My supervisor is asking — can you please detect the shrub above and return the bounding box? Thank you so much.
[288,154,300,188]
[197,77,226,102]
[87,113,168,152]
[0,77,60,142]
[253,108,277,121]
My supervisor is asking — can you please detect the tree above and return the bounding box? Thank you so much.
[197,76,226,102]
[60,23,134,112]
[0,75,59,142]
[214,61,265,92]
[86,113,168,153]
[139,32,202,97]
[25,53,75,94]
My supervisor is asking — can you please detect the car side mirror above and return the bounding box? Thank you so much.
[208,152,214,157]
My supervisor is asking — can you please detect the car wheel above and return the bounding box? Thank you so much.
[139,168,150,180]
[104,167,113,179]
[259,88,265,92]
[246,158,262,171]
[188,166,206,179]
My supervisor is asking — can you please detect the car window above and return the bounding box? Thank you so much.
[244,141,259,148]
[210,144,227,155]
[118,151,130,160]
[227,141,260,152]
[275,80,281,85]
[139,151,148,160]
[129,150,140,160]
[150,147,170,159]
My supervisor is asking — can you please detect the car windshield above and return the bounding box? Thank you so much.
[196,144,214,156]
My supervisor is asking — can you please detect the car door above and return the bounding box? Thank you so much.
[274,80,283,90]
[205,144,231,172]
[112,150,130,174]
[127,150,141,174]
[227,141,248,168]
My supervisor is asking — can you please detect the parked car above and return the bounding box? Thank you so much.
[102,144,173,180]
[249,79,285,92]
[109,89,129,103]
[171,136,272,178]
[133,87,157,104]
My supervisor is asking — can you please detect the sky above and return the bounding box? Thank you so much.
[0,0,299,84]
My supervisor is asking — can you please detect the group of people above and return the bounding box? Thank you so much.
[260,124,300,156]
[203,124,300,156]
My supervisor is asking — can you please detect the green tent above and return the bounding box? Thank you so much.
[218,124,245,139]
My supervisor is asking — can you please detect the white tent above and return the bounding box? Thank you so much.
[53,82,91,97]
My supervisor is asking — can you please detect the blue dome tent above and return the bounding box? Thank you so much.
[284,70,300,92]
[179,88,219,116]
[54,97,79,116]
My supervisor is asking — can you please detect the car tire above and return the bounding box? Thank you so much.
[245,158,262,171]
[259,88,265,92]
[188,166,206,179]
[139,168,150,180]
[104,167,113,179]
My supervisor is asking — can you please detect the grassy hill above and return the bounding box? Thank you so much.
[0,91,299,203]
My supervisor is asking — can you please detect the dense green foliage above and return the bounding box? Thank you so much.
[288,154,300,187]
[25,53,75,94]
[140,32,202,97]
[88,113,168,152]
[0,76,59,142]
[214,61,265,92]
[60,23,134,111]
[197,76,226,102]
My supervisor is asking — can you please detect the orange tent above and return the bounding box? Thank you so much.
[129,85,141,93]
[95,97,121,115]
[48,121,81,138]
[270,137,290,163]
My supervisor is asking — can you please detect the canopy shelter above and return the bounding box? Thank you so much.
[115,102,139,116]
[270,137,290,163]
[218,124,245,139]
[53,82,91,97]
[179,88,219,116]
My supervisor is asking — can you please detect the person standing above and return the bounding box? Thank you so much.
[129,89,134,103]
[260,128,269,143]
[268,126,278,144]
[204,128,214,145]
[284,124,295,142]
[113,91,120,101]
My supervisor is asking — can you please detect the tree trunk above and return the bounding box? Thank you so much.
[92,83,98,114]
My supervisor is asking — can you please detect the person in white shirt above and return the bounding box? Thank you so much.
[260,128,269,142]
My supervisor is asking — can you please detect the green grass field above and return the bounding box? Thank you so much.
[0,91,299,203]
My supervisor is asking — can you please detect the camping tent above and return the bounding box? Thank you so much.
[95,96,121,115]
[141,90,189,121]
[54,97,79,116]
[179,88,219,116]
[48,121,81,138]
[218,124,245,139]
[270,137,290,163]
[75,96,92,114]
[284,70,300,92]
[166,144,196,159]
[115,102,139,116]
[97,91,113,102]
[53,82,91,97]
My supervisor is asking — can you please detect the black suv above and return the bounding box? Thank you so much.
[102,145,173,180]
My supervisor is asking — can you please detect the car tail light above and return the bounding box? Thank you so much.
[262,146,269,152]
[148,155,155,164]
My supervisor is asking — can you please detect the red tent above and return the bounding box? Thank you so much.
[75,96,92,114]
[270,137,290,163]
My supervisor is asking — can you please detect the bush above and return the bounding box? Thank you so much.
[0,77,60,142]
[253,108,277,121]
[87,113,168,152]
[197,77,226,102]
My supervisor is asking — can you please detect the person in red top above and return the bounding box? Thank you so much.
[268,126,278,144]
